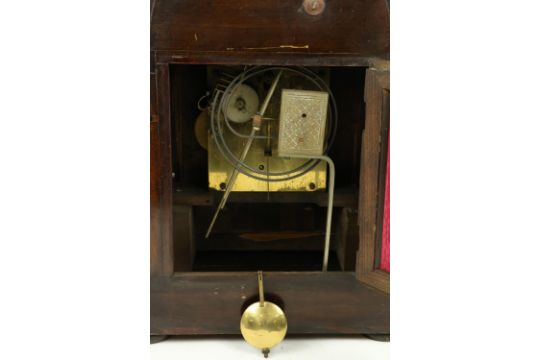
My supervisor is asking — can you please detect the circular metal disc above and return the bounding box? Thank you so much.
[240,301,287,350]
[224,84,259,123]
[194,110,209,150]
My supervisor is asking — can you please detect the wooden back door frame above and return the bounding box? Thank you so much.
[357,61,390,293]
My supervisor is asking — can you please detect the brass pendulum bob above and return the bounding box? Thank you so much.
[240,271,287,358]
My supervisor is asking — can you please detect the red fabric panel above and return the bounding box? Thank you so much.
[380,132,390,272]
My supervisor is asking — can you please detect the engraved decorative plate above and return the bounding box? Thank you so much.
[278,89,329,157]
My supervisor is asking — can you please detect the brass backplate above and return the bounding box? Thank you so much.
[208,129,327,191]
[207,69,329,192]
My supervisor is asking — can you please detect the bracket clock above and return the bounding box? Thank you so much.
[150,0,390,354]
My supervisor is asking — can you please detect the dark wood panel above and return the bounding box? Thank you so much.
[173,205,195,271]
[155,51,377,67]
[151,272,389,335]
[150,70,161,276]
[374,90,390,269]
[334,207,360,271]
[151,0,389,57]
[155,64,175,276]
[173,188,358,207]
[150,118,160,275]
[358,68,384,273]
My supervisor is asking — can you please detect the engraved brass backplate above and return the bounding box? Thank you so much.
[207,68,329,192]
[208,133,327,191]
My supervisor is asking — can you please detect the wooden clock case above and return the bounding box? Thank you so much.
[150,0,390,339]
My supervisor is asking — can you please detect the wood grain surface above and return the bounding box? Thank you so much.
[151,0,389,57]
[357,65,390,293]
[151,272,389,335]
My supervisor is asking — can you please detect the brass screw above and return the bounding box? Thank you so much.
[303,0,325,16]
